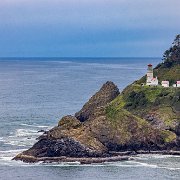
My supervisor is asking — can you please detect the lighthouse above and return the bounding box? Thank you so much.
[146,64,158,86]
[146,64,153,85]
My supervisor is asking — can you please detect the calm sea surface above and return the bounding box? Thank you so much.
[0,58,179,180]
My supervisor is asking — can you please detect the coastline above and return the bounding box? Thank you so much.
[13,150,180,164]
[11,49,180,165]
[12,80,180,164]
[13,154,129,164]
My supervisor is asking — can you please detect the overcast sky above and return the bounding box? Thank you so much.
[0,0,180,57]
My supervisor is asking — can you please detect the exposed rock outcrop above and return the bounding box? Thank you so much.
[13,80,180,163]
[75,81,120,122]
[14,154,129,164]
[14,81,120,163]
[13,36,180,163]
[16,137,104,159]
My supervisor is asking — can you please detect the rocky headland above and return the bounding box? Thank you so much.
[13,35,180,164]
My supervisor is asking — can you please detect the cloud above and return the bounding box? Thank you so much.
[0,0,179,57]
[1,0,179,28]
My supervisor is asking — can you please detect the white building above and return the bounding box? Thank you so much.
[177,81,180,87]
[162,81,169,87]
[146,64,158,86]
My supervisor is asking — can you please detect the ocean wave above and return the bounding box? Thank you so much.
[15,129,40,137]
[0,154,180,170]
[2,138,37,147]
[0,149,27,154]
[16,161,180,170]
[109,160,180,171]
[0,128,44,147]
[134,154,180,160]
[20,123,49,128]
[0,149,27,165]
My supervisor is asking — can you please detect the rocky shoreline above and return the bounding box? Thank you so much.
[13,67,180,164]
[13,150,180,164]
[109,150,180,156]
[13,154,129,164]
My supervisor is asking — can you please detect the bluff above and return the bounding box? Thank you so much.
[14,35,180,163]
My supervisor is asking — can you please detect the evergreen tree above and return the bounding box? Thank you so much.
[162,34,180,64]
[173,34,180,47]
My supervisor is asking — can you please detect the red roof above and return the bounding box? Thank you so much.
[148,64,152,66]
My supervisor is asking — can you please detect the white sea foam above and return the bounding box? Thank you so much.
[1,130,180,170]
[0,149,27,164]
[134,154,180,160]
[0,128,44,147]
[20,123,49,128]
[2,138,36,147]
[0,149,27,154]
[15,129,39,137]
[0,153,180,170]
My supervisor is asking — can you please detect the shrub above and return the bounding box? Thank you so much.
[125,91,148,109]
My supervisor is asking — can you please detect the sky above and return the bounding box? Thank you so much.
[0,0,180,57]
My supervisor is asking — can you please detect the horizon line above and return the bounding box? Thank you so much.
[0,56,161,59]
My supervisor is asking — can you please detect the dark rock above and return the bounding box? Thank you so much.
[58,115,81,128]
[175,123,180,136]
[38,130,46,133]
[13,154,129,164]
[13,79,180,163]
[75,81,120,122]
[14,137,103,160]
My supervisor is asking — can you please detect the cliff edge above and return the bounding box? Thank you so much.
[14,35,180,163]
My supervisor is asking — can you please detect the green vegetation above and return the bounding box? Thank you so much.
[105,99,177,149]
[137,34,180,85]
[161,130,177,143]
[122,84,178,110]
[162,34,180,64]
[104,35,180,147]
[154,64,180,85]
[56,34,180,152]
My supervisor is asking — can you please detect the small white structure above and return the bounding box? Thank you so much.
[177,81,180,87]
[162,81,169,87]
[146,64,158,86]
[173,84,177,87]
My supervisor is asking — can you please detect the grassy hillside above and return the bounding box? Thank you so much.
[103,35,180,149]
[137,64,180,85]
[49,34,180,152]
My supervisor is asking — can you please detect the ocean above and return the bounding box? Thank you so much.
[0,58,179,180]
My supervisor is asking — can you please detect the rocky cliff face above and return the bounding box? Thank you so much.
[14,78,180,162]
[13,36,180,162]
[14,82,119,162]
[75,81,120,122]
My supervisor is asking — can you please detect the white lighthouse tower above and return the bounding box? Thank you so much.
[146,64,153,85]
[146,64,158,86]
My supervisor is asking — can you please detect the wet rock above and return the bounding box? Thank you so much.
[14,154,129,164]
[14,137,103,160]
[13,80,180,163]
[38,130,46,133]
